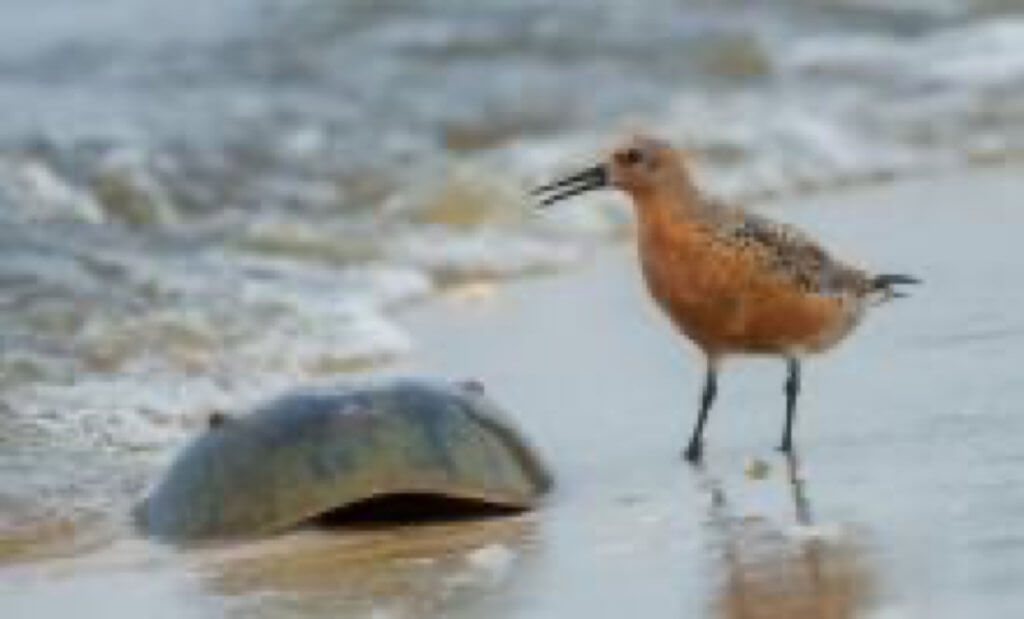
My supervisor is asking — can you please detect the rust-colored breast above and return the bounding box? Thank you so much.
[637,204,855,356]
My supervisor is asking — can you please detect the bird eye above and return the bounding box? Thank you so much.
[619,148,644,166]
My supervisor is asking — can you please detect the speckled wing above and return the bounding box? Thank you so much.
[717,207,870,297]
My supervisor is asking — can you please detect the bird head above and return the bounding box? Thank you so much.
[532,134,687,207]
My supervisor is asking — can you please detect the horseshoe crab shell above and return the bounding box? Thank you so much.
[135,379,551,541]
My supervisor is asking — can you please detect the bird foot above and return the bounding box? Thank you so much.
[776,441,793,454]
[683,441,703,464]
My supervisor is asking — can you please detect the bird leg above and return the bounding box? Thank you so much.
[779,358,801,452]
[684,361,718,463]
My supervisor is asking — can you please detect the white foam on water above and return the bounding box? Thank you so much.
[443,543,518,592]
[501,16,1024,206]
[388,229,582,280]
[2,235,431,454]
[465,543,516,576]
[0,158,105,223]
[7,4,1024,554]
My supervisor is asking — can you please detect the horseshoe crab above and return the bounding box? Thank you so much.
[135,379,551,541]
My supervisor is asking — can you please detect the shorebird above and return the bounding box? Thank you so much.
[532,134,918,462]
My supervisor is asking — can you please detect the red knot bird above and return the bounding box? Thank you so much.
[532,134,919,462]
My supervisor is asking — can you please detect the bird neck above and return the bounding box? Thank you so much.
[630,178,714,237]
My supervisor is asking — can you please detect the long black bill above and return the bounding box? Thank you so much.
[531,165,608,207]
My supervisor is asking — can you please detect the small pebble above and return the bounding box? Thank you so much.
[744,457,771,480]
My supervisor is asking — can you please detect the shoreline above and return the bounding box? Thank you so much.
[4,165,1024,618]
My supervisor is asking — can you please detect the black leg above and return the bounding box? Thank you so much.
[684,361,718,463]
[779,357,801,453]
[784,451,811,525]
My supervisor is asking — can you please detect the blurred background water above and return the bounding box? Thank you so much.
[3,0,1024,561]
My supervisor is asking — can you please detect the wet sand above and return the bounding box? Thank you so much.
[396,167,1024,618]
[4,166,1024,617]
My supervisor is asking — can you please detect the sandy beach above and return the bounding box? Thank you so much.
[396,165,1024,618]
[3,166,1024,618]
[7,3,1024,617]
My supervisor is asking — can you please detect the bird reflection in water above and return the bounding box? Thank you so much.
[701,454,876,619]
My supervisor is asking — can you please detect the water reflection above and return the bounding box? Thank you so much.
[702,454,875,619]
[200,515,539,618]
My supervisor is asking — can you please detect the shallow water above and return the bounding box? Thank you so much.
[395,169,1024,618]
[5,0,1024,452]
[4,1,1024,616]
[3,168,1024,617]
